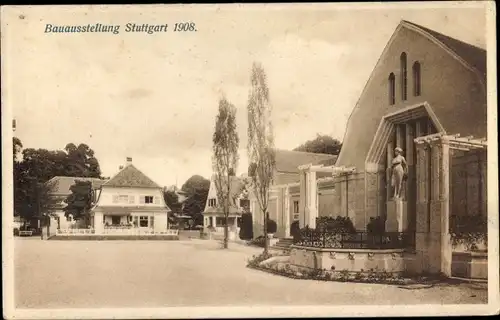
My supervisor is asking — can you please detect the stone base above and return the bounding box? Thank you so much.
[386,199,408,232]
[452,251,488,279]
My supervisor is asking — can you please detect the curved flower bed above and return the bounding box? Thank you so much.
[247,253,407,285]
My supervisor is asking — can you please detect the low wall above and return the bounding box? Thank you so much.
[289,245,406,274]
[452,251,488,280]
[50,235,179,241]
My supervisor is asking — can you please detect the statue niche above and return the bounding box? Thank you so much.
[388,147,408,199]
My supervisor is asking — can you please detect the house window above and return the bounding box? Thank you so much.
[139,216,149,227]
[216,217,224,226]
[293,201,299,214]
[208,198,217,207]
[388,73,395,105]
[113,195,129,204]
[145,196,154,204]
[413,61,421,96]
[400,52,407,101]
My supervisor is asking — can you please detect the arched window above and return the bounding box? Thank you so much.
[400,52,407,101]
[388,73,395,105]
[413,61,421,96]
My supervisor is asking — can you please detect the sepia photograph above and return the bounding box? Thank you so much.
[2,2,498,319]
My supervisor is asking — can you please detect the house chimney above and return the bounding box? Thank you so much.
[126,157,132,164]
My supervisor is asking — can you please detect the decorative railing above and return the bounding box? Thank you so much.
[293,229,415,250]
[56,228,95,235]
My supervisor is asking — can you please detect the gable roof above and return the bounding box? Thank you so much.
[102,164,161,189]
[336,20,487,169]
[46,176,107,196]
[275,149,338,173]
[402,20,486,79]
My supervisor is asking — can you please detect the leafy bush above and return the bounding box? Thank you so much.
[450,214,487,251]
[367,216,385,235]
[267,218,277,234]
[250,235,266,247]
[316,216,356,233]
[239,212,254,240]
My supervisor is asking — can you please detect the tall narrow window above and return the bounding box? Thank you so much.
[388,73,395,105]
[413,61,421,96]
[400,52,407,100]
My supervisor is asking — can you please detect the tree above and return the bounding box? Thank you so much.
[163,190,182,213]
[64,143,102,178]
[13,141,104,230]
[13,137,23,163]
[181,175,210,227]
[63,180,93,224]
[212,96,240,249]
[293,134,342,155]
[247,62,276,255]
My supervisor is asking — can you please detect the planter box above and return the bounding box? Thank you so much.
[452,251,488,279]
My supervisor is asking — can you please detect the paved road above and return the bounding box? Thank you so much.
[14,238,487,308]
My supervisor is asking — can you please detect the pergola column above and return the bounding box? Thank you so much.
[299,170,307,229]
[284,186,291,238]
[414,134,452,277]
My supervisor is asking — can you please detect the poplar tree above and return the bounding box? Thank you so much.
[247,62,276,255]
[212,96,239,249]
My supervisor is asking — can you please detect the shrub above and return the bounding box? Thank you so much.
[316,216,356,233]
[267,218,277,234]
[450,214,487,251]
[250,235,266,247]
[239,212,254,240]
[367,216,385,235]
[291,220,301,241]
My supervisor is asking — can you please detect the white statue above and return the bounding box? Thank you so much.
[390,147,407,199]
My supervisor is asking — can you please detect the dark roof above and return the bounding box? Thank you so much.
[275,149,338,173]
[103,164,161,189]
[402,20,486,78]
[46,176,107,195]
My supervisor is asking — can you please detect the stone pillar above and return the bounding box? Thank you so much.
[284,186,291,238]
[386,140,394,201]
[306,170,318,229]
[406,123,415,229]
[299,171,307,229]
[94,212,104,235]
[429,139,452,276]
[414,142,430,274]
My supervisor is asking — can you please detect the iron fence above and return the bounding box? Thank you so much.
[293,229,415,249]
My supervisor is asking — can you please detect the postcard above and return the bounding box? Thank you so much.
[2,2,499,319]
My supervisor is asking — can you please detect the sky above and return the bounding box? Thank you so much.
[4,3,488,188]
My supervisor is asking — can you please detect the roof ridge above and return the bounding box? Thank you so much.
[401,20,485,51]
[103,163,161,189]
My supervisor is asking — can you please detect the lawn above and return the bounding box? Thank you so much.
[14,238,487,309]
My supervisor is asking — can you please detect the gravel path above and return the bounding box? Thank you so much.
[14,238,487,308]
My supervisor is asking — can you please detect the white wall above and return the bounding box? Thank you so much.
[97,186,167,208]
